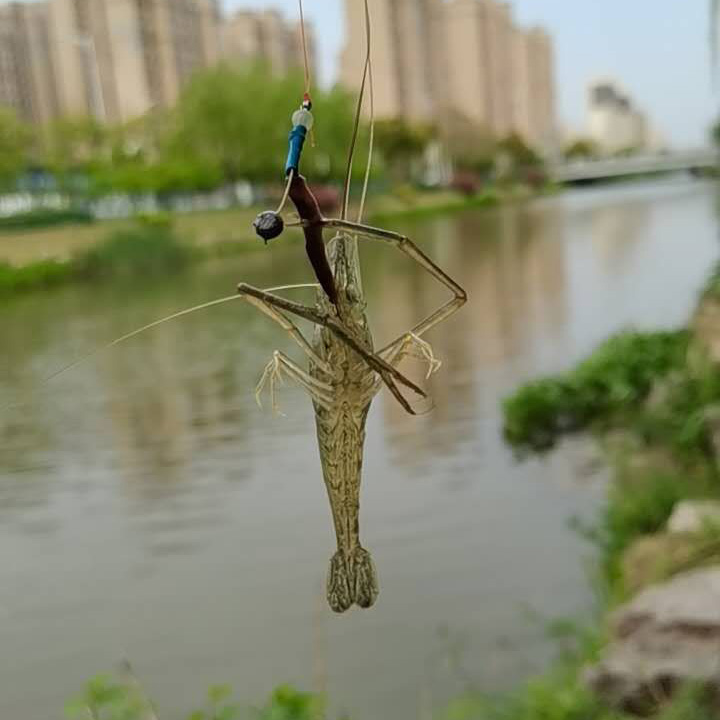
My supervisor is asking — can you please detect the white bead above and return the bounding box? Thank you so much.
[292,109,314,130]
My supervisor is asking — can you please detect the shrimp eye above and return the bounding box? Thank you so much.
[253,211,284,243]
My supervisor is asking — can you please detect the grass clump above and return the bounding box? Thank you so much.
[503,330,691,452]
[66,672,326,720]
[441,683,715,720]
[0,217,193,297]
[593,468,718,593]
[0,257,73,295]
[74,224,193,281]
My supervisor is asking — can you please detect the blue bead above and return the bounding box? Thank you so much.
[285,125,308,176]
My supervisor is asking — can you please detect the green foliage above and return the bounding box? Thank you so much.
[564,139,598,161]
[254,685,323,720]
[0,221,193,297]
[0,207,92,232]
[65,673,156,720]
[0,257,72,296]
[596,469,718,591]
[497,133,542,169]
[632,370,720,459]
[502,330,691,452]
[67,675,324,720]
[45,117,112,192]
[164,64,358,185]
[440,677,714,720]
[74,223,193,281]
[374,118,434,181]
[0,107,32,187]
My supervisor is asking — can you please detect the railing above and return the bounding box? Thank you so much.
[549,150,719,182]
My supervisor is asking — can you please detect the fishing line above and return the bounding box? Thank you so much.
[357,0,375,223]
[297,0,315,146]
[341,0,372,220]
[275,167,294,214]
[298,0,312,97]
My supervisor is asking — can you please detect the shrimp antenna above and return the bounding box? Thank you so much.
[2,284,318,410]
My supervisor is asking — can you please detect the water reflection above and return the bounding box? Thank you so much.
[0,179,718,720]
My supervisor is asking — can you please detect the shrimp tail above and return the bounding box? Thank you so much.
[327,547,379,613]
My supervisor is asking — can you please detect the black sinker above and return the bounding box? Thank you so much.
[253,211,284,243]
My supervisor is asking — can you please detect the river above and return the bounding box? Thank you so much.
[0,178,717,719]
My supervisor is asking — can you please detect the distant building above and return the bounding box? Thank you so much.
[587,79,651,155]
[0,2,58,126]
[223,8,317,79]
[340,0,441,123]
[340,0,556,151]
[512,26,555,150]
[48,0,221,125]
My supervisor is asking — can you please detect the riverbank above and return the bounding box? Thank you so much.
[0,185,530,298]
[0,183,549,268]
[486,262,720,719]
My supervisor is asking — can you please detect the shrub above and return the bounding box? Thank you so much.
[502,330,691,452]
[0,207,92,232]
[74,224,193,281]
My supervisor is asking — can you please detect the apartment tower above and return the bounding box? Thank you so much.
[512,26,555,149]
[0,2,58,126]
[341,0,556,150]
[223,8,317,79]
[339,0,442,123]
[49,0,221,124]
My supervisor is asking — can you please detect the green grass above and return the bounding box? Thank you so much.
[596,468,718,594]
[0,218,197,297]
[495,303,720,719]
[74,225,193,281]
[66,674,323,720]
[0,257,73,295]
[442,680,715,720]
[369,190,500,223]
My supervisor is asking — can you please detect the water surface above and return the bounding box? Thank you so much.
[0,178,717,719]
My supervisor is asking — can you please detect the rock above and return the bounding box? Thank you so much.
[584,567,720,715]
[668,500,720,534]
[621,532,700,594]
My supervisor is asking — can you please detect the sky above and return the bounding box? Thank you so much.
[223,0,719,148]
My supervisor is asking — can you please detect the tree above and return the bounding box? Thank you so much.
[497,132,541,168]
[0,107,31,188]
[439,110,496,176]
[564,138,598,160]
[163,64,361,186]
[374,118,433,182]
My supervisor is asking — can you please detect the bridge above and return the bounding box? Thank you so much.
[549,150,718,183]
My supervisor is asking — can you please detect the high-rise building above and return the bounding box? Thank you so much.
[0,2,58,126]
[442,0,494,132]
[223,8,317,79]
[49,0,221,125]
[512,26,555,149]
[340,0,556,150]
[485,0,514,136]
[340,0,441,123]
